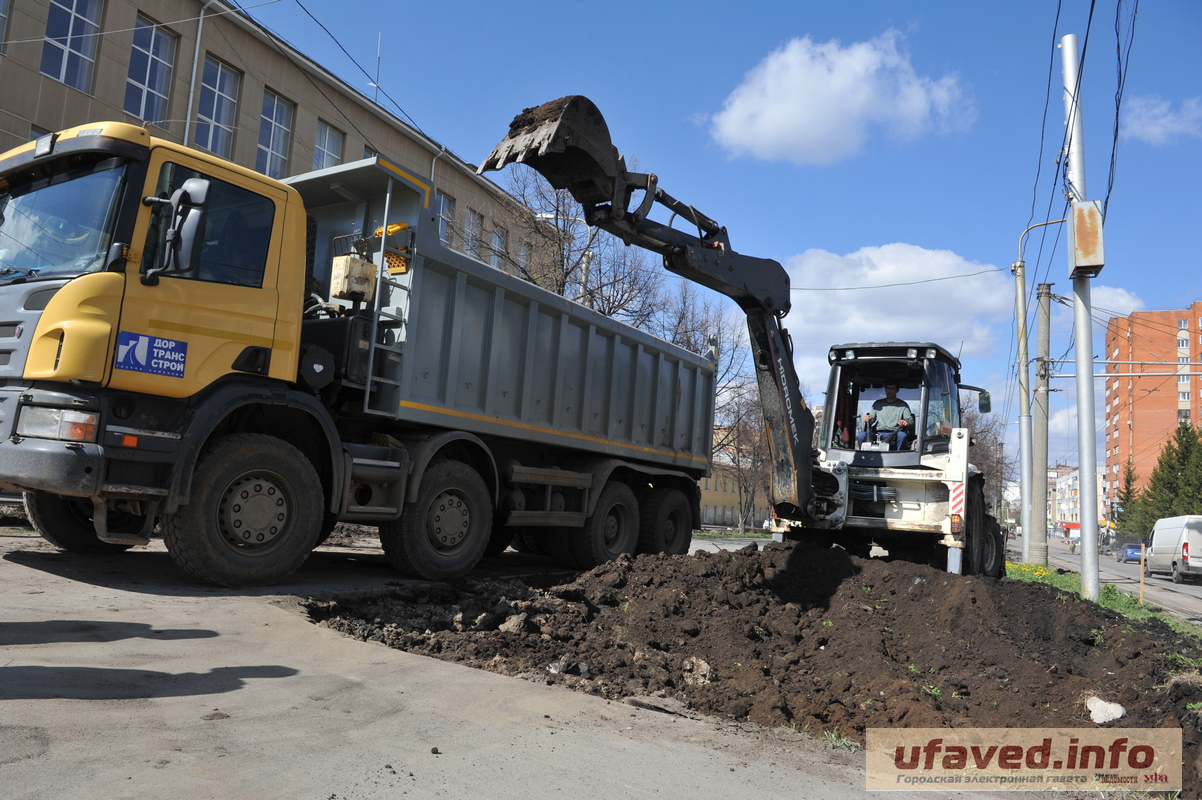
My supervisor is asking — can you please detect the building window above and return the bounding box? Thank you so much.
[464,209,484,258]
[41,0,103,91]
[1181,357,1190,364]
[1180,409,1192,424]
[255,90,293,179]
[490,226,507,268]
[1180,374,1190,383]
[123,16,176,125]
[313,121,343,170]
[195,56,239,157]
[518,241,532,272]
[1181,392,1191,402]
[29,125,52,140]
[363,146,377,159]
[1180,320,1190,328]
[435,191,455,247]
[1179,338,1189,348]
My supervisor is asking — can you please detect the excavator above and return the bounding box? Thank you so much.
[479,96,1004,577]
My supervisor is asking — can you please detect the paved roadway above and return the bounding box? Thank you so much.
[1008,537,1202,625]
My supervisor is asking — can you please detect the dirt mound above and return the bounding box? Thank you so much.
[305,541,1202,796]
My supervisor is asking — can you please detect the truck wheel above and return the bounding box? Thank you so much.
[162,434,323,587]
[1144,557,1152,578]
[1173,562,1184,584]
[963,483,987,576]
[23,492,138,554]
[638,488,692,555]
[570,482,638,569]
[980,515,1005,578]
[380,460,491,580]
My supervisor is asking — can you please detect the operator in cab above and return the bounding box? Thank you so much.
[858,382,914,451]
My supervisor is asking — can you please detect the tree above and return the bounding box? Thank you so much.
[488,164,663,330]
[1114,459,1139,540]
[1124,423,1202,539]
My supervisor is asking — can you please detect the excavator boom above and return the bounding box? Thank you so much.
[480,96,814,520]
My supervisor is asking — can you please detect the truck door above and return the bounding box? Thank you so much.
[112,149,285,398]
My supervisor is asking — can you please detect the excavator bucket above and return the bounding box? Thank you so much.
[478,96,622,207]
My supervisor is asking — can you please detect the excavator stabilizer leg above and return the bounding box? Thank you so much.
[478,96,622,207]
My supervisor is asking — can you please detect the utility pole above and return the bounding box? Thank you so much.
[1011,256,1034,562]
[1061,33,1105,602]
[1013,220,1063,563]
[1032,283,1053,566]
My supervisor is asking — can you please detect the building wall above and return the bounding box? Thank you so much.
[1103,302,1202,518]
[0,0,533,270]
[698,465,768,529]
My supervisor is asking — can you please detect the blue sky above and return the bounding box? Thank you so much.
[246,0,1200,468]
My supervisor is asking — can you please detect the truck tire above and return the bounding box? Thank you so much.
[570,482,639,569]
[1173,562,1184,584]
[1145,557,1152,578]
[380,460,491,580]
[23,491,137,554]
[963,482,988,576]
[162,434,323,587]
[980,515,1005,578]
[638,488,692,555]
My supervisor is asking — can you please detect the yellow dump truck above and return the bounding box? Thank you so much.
[0,122,715,586]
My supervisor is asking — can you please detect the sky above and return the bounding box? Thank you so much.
[243,0,1200,470]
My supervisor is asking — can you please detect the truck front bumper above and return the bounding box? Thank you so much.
[0,438,104,497]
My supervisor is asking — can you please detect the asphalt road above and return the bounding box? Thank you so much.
[1009,537,1202,625]
[0,531,888,800]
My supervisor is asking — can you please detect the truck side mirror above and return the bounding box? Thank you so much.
[142,178,210,286]
[978,391,992,414]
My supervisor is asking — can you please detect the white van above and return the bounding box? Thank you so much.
[1145,516,1202,583]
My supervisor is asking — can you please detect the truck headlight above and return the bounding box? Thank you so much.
[16,407,99,442]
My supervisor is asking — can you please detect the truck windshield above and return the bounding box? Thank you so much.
[0,157,126,282]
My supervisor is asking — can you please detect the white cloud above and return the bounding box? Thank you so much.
[1121,95,1202,145]
[710,30,973,166]
[781,243,1011,393]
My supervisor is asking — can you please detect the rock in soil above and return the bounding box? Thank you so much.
[304,541,1202,797]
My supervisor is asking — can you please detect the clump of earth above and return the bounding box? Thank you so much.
[305,541,1202,797]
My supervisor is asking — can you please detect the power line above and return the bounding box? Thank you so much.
[791,267,1005,292]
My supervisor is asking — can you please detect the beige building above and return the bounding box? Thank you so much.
[0,0,532,273]
[698,464,769,530]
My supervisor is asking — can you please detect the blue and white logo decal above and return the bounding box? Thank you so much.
[115,331,188,378]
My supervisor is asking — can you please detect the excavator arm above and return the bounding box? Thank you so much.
[479,96,814,520]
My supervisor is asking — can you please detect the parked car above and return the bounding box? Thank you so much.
[1115,542,1143,563]
[1145,516,1202,583]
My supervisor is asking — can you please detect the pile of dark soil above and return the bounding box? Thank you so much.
[305,541,1202,796]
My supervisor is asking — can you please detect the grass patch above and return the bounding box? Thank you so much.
[1005,561,1202,641]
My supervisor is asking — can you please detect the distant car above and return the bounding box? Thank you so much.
[1115,542,1143,563]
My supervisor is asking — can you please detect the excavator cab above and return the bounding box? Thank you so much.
[822,342,980,466]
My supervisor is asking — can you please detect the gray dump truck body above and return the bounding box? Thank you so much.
[288,158,716,476]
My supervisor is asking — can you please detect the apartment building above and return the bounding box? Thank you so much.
[0,0,534,281]
[1103,301,1202,518]
[1052,467,1103,527]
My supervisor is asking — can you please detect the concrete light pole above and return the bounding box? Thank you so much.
[1012,221,1063,563]
[1060,33,1105,602]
